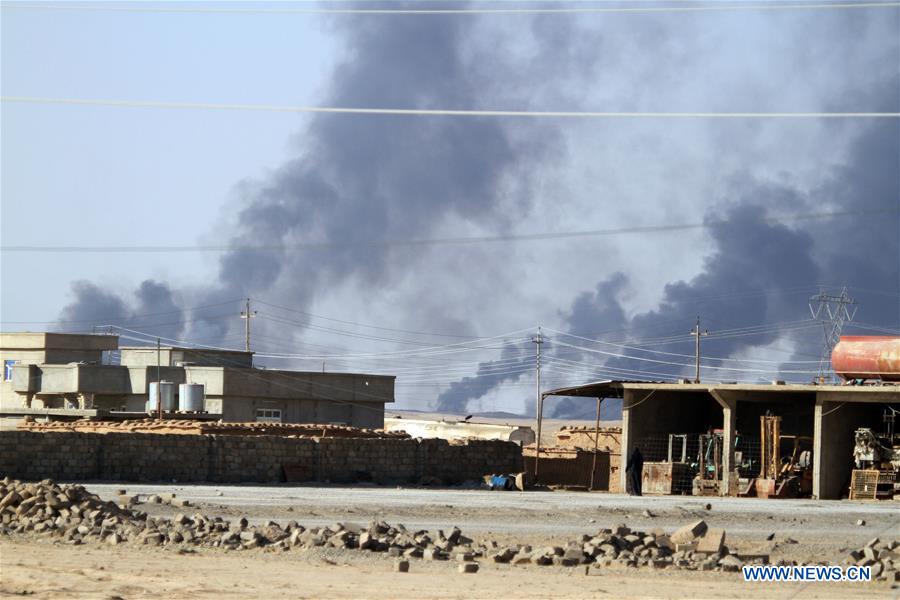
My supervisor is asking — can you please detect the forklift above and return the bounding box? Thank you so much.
[751,414,813,499]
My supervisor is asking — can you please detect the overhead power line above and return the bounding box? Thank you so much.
[544,327,822,364]
[3,207,894,253]
[0,298,244,325]
[550,339,821,374]
[4,2,897,15]
[254,298,492,339]
[3,96,897,119]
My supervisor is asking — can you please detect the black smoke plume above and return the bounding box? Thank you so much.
[58,280,184,342]
[59,8,573,349]
[435,341,533,414]
[551,117,899,419]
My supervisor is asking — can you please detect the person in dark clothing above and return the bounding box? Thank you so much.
[625,447,644,496]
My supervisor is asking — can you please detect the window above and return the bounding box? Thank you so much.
[4,360,19,382]
[255,408,282,423]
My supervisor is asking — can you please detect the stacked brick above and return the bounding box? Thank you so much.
[0,431,522,485]
[18,419,409,439]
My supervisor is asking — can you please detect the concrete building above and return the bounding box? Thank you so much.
[1,333,394,429]
[540,380,899,500]
[1,332,118,411]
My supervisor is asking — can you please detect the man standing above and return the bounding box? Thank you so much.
[625,446,644,496]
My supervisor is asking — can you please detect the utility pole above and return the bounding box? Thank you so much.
[532,327,545,480]
[533,327,543,413]
[240,298,258,352]
[156,337,162,420]
[809,286,857,382]
[690,316,709,383]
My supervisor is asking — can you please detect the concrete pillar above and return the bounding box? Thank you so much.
[814,395,870,500]
[620,389,634,493]
[721,399,736,496]
[77,393,95,409]
[709,390,736,496]
[813,398,824,499]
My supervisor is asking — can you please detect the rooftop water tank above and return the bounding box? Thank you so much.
[832,336,900,381]
[147,381,177,412]
[178,383,204,412]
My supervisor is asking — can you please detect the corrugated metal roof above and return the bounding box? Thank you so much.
[542,379,899,399]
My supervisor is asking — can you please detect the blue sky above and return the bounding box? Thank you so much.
[2,2,897,414]
[2,3,336,322]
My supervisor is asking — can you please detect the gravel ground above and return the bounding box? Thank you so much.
[3,482,898,599]
[3,538,887,600]
[81,482,900,562]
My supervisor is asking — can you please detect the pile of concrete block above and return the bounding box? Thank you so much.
[506,520,763,572]
[4,477,896,580]
[0,479,741,573]
[144,492,191,508]
[844,537,900,582]
[0,478,752,573]
[0,478,145,544]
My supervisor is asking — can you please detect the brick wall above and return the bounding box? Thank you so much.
[0,431,522,484]
[522,447,612,491]
[555,427,622,453]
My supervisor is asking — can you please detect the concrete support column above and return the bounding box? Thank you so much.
[722,400,736,496]
[77,393,95,409]
[813,398,824,500]
[813,394,866,500]
[620,389,634,494]
[710,390,736,496]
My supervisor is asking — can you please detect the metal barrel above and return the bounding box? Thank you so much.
[147,381,178,412]
[178,383,205,412]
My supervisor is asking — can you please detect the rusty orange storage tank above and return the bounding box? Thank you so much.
[831,336,900,381]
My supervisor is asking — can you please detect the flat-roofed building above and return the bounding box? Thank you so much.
[1,332,118,412]
[1,333,393,430]
[541,380,899,500]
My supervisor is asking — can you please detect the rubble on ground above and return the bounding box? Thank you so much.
[1,478,896,580]
[843,538,900,582]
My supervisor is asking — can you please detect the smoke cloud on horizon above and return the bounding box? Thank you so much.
[53,7,898,417]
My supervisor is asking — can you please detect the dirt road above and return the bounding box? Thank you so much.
[85,483,900,555]
[0,538,889,599]
[2,483,898,599]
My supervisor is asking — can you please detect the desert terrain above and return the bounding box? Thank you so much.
[2,482,897,599]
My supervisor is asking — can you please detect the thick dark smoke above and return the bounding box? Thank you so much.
[59,9,569,347]
[435,341,532,413]
[188,11,575,343]
[439,112,898,419]
[550,116,899,419]
[58,280,184,342]
[49,8,898,418]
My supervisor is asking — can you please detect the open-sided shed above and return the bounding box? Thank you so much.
[538,380,898,499]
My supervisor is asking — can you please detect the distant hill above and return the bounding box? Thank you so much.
[471,410,529,419]
[392,400,624,422]
[549,397,623,420]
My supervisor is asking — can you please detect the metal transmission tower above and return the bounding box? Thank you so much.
[809,286,857,382]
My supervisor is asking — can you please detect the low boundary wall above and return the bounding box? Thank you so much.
[0,431,522,484]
